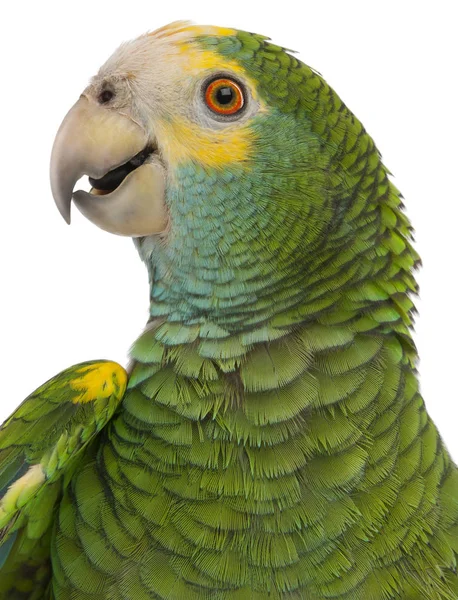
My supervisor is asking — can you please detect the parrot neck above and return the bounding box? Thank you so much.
[131,179,420,390]
[134,197,419,351]
[134,114,420,340]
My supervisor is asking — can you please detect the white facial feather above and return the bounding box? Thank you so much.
[87,22,260,138]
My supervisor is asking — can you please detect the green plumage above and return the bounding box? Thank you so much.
[1,24,457,599]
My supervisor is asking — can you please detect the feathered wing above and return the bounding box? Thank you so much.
[0,360,127,599]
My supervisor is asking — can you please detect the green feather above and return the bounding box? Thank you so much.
[1,23,457,600]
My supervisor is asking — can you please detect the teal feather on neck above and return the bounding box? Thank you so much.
[134,106,418,352]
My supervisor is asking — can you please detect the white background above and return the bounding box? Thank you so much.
[0,1,456,458]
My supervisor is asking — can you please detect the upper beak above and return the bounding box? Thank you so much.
[50,95,167,236]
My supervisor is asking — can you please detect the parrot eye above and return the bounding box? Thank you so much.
[204,77,245,117]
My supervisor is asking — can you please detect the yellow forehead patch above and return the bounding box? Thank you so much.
[70,362,127,404]
[149,21,236,42]
[149,22,256,94]
[178,46,248,80]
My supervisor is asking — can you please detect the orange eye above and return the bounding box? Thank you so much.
[205,78,245,116]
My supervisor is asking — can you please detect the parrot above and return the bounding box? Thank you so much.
[0,20,457,600]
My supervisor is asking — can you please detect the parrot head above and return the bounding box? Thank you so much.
[51,21,273,236]
[51,21,416,331]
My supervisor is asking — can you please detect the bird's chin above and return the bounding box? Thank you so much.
[73,156,168,238]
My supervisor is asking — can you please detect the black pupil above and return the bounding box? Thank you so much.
[216,86,234,105]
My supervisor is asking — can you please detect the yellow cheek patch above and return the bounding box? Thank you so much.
[156,41,261,169]
[70,362,128,404]
[157,117,256,169]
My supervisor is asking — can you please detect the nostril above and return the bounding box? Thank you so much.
[98,89,115,104]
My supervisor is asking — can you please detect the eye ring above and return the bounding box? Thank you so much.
[204,77,245,116]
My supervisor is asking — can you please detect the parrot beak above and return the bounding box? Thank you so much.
[50,95,167,236]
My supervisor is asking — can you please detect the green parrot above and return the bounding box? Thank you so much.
[1,20,457,600]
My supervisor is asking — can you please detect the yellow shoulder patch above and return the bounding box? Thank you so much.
[70,361,128,404]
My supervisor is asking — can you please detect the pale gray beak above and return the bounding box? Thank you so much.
[50,95,167,236]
